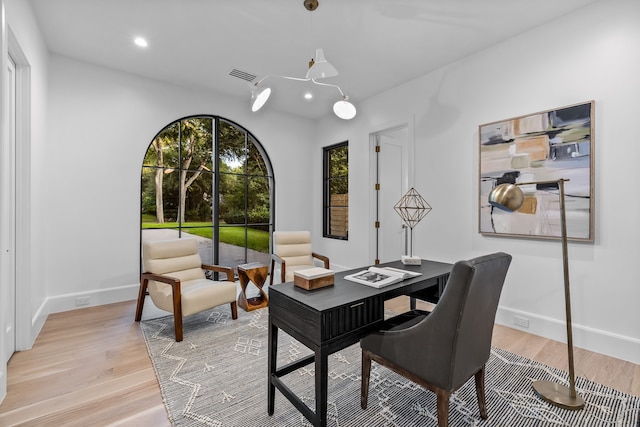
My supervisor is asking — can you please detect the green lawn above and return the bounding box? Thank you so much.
[142,219,269,253]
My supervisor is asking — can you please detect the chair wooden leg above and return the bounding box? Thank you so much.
[230,301,238,319]
[436,389,451,427]
[361,350,372,409]
[135,279,148,322]
[269,259,275,286]
[172,286,183,342]
[474,366,488,419]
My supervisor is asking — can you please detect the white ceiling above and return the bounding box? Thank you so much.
[29,0,599,120]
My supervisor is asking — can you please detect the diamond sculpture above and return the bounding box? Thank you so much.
[394,188,432,229]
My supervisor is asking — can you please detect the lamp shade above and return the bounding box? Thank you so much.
[333,97,357,120]
[251,86,271,112]
[488,183,524,212]
[306,48,339,79]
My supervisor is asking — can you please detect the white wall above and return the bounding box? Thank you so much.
[314,0,640,363]
[42,55,316,315]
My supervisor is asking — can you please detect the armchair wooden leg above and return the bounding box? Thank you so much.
[135,279,148,322]
[361,350,372,409]
[474,366,488,419]
[230,301,238,319]
[172,289,183,342]
[173,312,183,342]
[436,389,451,427]
[269,259,275,286]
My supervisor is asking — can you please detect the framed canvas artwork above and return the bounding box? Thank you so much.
[479,101,594,241]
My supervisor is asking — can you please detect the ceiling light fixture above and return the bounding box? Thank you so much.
[134,37,148,48]
[248,0,356,120]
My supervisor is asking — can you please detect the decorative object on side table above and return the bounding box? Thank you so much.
[237,262,269,311]
[293,267,334,290]
[394,187,432,265]
[488,178,584,410]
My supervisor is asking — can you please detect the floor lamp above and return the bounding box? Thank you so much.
[488,178,585,410]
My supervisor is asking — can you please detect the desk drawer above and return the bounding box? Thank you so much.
[322,295,384,341]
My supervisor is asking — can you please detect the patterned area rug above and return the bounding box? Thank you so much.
[140,307,639,426]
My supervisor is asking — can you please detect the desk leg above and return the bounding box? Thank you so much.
[267,317,278,415]
[410,296,416,311]
[315,346,329,427]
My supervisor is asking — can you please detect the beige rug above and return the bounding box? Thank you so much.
[140,307,640,426]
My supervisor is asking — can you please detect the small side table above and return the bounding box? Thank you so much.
[237,262,269,311]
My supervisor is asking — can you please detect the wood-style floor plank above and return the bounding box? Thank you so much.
[0,297,637,426]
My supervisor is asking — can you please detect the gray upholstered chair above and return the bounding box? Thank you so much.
[135,238,238,341]
[269,230,329,285]
[360,252,512,427]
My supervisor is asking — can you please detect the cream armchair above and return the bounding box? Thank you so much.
[135,238,237,341]
[269,230,329,285]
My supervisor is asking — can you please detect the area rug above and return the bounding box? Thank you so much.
[140,308,640,426]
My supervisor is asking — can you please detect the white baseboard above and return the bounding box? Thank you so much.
[495,306,640,365]
[24,284,139,351]
[43,283,140,314]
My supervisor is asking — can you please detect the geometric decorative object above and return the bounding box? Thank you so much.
[393,187,432,264]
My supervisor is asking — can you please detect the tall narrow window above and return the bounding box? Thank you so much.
[141,116,274,270]
[323,141,348,239]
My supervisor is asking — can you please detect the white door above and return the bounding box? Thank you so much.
[1,54,17,363]
[372,125,411,264]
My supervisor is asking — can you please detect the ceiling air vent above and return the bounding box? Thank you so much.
[229,68,257,83]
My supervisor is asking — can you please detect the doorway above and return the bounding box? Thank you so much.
[370,123,414,264]
[1,53,16,364]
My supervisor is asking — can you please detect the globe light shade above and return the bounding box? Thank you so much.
[488,183,524,212]
[333,98,357,120]
[251,86,271,112]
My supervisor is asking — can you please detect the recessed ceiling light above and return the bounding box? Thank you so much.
[134,37,148,48]
[304,92,313,100]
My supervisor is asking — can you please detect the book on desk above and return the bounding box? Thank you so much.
[344,266,422,288]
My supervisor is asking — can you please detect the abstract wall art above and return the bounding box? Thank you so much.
[479,101,594,241]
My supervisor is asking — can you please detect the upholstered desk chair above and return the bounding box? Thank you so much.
[269,230,330,285]
[135,239,238,342]
[360,252,512,427]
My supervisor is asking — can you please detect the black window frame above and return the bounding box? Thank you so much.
[140,115,275,271]
[322,141,348,240]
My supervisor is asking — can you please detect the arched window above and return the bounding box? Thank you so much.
[141,116,274,270]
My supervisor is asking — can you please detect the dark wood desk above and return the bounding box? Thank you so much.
[267,259,452,427]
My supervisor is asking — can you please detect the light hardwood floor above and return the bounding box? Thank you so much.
[0,298,638,426]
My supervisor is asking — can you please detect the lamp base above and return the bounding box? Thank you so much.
[532,380,585,410]
[401,255,421,265]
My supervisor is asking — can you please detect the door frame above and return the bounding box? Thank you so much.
[8,27,32,353]
[368,118,415,264]
[1,20,34,404]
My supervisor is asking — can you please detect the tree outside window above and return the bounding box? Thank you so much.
[323,142,348,239]
[141,116,273,269]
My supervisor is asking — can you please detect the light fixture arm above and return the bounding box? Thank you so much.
[255,75,346,96]
[310,78,346,97]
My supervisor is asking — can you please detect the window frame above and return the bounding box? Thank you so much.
[322,141,349,240]
[140,115,275,270]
